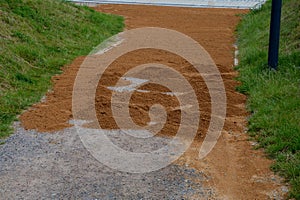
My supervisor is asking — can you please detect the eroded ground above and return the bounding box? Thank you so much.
[1,5,288,199]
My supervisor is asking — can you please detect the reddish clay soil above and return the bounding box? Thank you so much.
[20,5,287,199]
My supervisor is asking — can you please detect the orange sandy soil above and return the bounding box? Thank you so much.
[20,5,287,199]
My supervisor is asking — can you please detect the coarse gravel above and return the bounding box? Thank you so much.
[0,122,217,199]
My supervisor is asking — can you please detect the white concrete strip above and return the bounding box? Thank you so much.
[69,0,266,9]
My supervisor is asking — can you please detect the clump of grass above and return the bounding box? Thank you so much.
[0,0,124,138]
[236,0,300,198]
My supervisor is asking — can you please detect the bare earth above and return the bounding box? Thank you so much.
[2,4,288,199]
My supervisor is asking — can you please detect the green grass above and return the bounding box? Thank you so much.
[0,0,124,138]
[236,0,300,198]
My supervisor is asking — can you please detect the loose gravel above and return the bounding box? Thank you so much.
[0,122,217,199]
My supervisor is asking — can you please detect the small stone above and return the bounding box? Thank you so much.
[281,186,289,193]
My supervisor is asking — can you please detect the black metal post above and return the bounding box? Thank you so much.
[268,0,283,70]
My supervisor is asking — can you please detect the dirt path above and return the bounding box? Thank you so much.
[14,5,288,199]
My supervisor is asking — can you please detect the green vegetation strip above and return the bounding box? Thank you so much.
[237,0,300,198]
[0,0,124,138]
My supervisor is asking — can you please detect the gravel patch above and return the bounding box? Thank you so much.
[0,122,217,199]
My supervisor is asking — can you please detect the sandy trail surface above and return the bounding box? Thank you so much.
[1,5,288,199]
